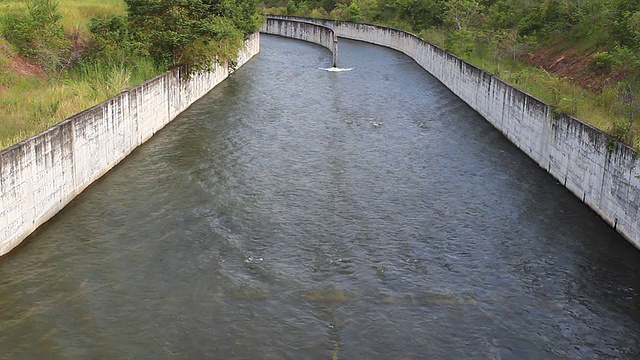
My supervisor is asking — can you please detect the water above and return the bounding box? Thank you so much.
[1,36,640,359]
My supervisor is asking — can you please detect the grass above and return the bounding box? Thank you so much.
[57,0,126,32]
[462,54,618,131]
[471,55,631,140]
[0,0,125,33]
[0,61,158,150]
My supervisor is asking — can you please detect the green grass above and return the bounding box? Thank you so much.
[58,0,126,31]
[0,60,159,150]
[0,0,125,32]
[458,51,622,136]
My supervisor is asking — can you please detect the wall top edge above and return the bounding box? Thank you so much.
[262,17,337,33]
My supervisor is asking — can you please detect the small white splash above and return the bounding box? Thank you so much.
[244,256,264,264]
[320,67,354,72]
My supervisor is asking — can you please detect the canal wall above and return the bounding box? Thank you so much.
[267,16,640,249]
[0,33,260,256]
[260,18,337,67]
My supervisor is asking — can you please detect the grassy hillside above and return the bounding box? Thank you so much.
[0,0,153,150]
[1,0,125,30]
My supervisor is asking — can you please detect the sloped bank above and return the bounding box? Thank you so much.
[0,33,260,256]
[267,15,640,250]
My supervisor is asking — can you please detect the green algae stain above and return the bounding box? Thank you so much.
[380,292,477,306]
[304,288,357,303]
[228,287,269,301]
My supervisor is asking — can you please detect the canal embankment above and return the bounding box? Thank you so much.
[266,16,640,249]
[0,33,260,256]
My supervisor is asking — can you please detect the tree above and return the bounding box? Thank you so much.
[445,0,484,31]
[397,0,447,30]
[125,0,260,73]
[88,15,148,67]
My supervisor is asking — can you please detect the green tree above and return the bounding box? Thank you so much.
[87,15,148,67]
[125,0,259,73]
[397,0,447,30]
[445,0,484,31]
[209,0,261,36]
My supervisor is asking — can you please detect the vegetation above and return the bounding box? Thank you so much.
[0,0,260,150]
[262,0,640,148]
[0,0,125,149]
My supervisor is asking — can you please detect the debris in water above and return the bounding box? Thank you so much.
[244,256,263,264]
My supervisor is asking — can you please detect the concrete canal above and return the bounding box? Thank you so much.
[1,35,639,359]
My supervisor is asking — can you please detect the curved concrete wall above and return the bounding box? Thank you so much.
[267,16,640,249]
[261,18,337,67]
[0,33,260,256]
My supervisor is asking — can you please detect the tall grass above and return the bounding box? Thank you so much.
[458,51,623,136]
[1,0,125,33]
[414,27,636,146]
[58,0,125,36]
[0,59,159,150]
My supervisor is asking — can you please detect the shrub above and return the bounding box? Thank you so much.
[589,51,616,73]
[86,15,148,67]
[1,0,70,73]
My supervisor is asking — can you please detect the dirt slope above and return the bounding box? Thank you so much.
[525,44,624,92]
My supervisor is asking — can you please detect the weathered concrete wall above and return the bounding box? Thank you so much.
[261,18,337,67]
[268,16,640,249]
[0,33,260,256]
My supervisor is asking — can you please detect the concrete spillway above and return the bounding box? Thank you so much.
[1,35,639,358]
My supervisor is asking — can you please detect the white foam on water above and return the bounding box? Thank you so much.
[320,67,354,72]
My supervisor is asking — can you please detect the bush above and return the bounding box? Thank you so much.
[1,0,70,73]
[87,15,148,67]
[589,51,616,73]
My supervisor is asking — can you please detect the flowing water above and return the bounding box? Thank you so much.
[1,35,640,359]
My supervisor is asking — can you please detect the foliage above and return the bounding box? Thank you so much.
[0,0,261,149]
[1,0,70,73]
[87,15,148,67]
[589,51,616,73]
[125,0,260,73]
[607,118,636,152]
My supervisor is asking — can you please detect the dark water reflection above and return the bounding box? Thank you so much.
[1,36,640,359]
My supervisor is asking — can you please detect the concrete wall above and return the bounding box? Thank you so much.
[0,33,260,256]
[261,18,337,67]
[267,16,640,249]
